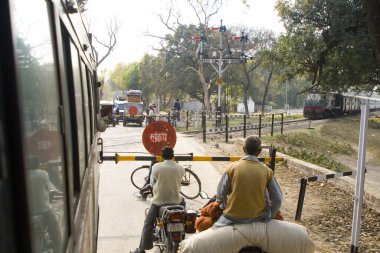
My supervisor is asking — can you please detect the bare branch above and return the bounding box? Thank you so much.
[156,10,177,33]
[93,17,122,67]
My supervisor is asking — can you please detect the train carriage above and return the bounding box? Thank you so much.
[1,0,101,252]
[303,90,380,119]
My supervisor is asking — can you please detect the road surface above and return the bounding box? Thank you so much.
[96,123,223,253]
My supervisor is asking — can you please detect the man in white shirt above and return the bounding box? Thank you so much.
[131,146,185,253]
[29,156,62,252]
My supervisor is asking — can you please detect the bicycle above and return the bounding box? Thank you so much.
[131,164,202,199]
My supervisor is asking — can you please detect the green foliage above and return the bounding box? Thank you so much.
[266,116,380,171]
[369,118,380,129]
[268,132,353,172]
[274,132,353,155]
[276,0,379,92]
[278,146,348,172]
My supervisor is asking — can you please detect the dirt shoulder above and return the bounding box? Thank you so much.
[193,137,380,253]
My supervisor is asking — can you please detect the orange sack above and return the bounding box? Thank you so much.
[195,201,223,232]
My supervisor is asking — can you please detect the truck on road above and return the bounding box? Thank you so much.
[118,90,145,127]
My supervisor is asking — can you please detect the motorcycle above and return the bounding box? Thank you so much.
[151,204,197,253]
[31,190,63,253]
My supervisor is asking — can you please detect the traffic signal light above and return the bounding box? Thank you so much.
[219,25,226,33]
[240,34,248,42]
[201,35,207,42]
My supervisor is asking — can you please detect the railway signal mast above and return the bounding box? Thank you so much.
[189,20,249,123]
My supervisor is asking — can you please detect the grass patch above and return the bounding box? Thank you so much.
[264,132,353,172]
[264,116,380,171]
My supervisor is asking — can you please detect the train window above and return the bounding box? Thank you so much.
[81,61,92,148]
[12,0,69,251]
[70,42,88,182]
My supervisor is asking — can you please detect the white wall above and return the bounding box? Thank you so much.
[237,99,255,113]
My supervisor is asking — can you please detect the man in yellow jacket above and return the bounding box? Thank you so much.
[215,135,282,226]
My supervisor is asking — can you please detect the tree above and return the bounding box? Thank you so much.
[109,63,128,90]
[91,18,122,67]
[149,0,226,111]
[276,0,379,93]
[363,0,380,69]
[138,53,181,111]
[77,0,88,12]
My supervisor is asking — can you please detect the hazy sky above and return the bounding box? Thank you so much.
[84,0,285,71]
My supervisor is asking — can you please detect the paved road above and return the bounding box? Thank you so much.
[96,123,223,253]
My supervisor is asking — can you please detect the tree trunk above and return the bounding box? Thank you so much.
[243,86,249,115]
[243,64,252,115]
[363,0,380,66]
[198,63,210,112]
[261,68,273,115]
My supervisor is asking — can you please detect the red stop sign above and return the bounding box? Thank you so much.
[142,121,176,155]
[128,106,138,116]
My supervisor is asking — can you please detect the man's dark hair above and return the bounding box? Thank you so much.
[244,135,262,155]
[161,146,174,160]
[28,156,40,170]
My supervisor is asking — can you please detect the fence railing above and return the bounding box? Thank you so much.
[164,110,304,142]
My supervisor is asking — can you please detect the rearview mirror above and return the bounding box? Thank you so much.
[199,191,209,199]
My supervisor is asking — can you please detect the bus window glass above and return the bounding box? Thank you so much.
[81,61,91,148]
[0,60,16,252]
[86,70,95,136]
[12,0,68,251]
[70,42,87,179]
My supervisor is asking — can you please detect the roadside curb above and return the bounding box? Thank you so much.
[274,150,380,213]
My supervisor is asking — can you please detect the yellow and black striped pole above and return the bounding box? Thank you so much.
[101,154,284,164]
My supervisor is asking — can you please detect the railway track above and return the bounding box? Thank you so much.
[183,118,328,138]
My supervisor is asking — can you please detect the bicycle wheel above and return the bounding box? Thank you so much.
[180,168,201,200]
[130,165,150,190]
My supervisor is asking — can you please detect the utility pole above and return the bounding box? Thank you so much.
[194,20,248,125]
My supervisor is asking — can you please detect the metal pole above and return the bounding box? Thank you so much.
[271,114,274,136]
[225,114,229,143]
[259,115,262,137]
[295,178,308,221]
[281,113,284,134]
[243,114,247,138]
[202,111,206,143]
[217,19,223,110]
[350,105,369,253]
[186,111,189,130]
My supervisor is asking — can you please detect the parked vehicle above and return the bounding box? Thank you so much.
[100,100,116,127]
[122,90,145,127]
[114,100,127,123]
[0,0,101,251]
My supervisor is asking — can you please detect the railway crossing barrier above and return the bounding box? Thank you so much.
[295,170,366,221]
[100,154,284,164]
[98,141,283,172]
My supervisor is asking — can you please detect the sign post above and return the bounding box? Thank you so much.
[142,121,177,155]
[350,105,369,253]
[192,20,248,126]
